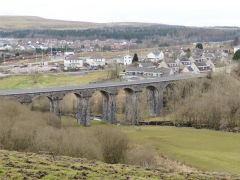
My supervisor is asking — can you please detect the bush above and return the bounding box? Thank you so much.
[0,98,130,163]
[34,127,102,160]
[0,98,59,151]
[168,74,240,131]
[94,127,129,164]
[233,49,240,60]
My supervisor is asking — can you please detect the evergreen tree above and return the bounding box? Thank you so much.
[132,53,139,62]
[233,50,240,60]
[186,48,191,58]
[196,43,203,49]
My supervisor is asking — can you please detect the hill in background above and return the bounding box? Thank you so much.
[0,16,167,30]
[0,16,239,46]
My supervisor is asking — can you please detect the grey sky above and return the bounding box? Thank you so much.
[0,0,239,27]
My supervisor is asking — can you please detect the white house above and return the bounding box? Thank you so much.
[234,45,240,53]
[0,45,12,51]
[86,55,106,66]
[166,60,180,73]
[123,55,132,65]
[194,62,211,73]
[64,56,83,70]
[64,52,75,56]
[179,58,192,67]
[147,51,164,62]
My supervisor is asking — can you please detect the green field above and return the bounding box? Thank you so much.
[0,71,107,90]
[121,126,240,175]
[60,117,240,175]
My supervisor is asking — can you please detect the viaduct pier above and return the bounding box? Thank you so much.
[0,74,205,127]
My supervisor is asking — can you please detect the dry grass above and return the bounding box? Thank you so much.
[0,97,130,164]
[126,145,157,168]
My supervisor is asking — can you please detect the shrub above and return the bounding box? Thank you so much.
[169,74,240,131]
[93,127,129,164]
[0,98,59,151]
[0,98,130,163]
[34,127,102,160]
[233,49,240,60]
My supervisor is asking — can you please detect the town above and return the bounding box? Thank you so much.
[0,37,236,81]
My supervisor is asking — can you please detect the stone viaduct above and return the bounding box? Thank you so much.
[0,74,205,127]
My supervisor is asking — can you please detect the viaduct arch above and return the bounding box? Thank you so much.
[0,74,205,127]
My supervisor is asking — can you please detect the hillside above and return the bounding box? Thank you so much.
[1,16,240,44]
[0,16,164,30]
[0,150,238,180]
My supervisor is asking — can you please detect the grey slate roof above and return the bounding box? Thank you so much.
[139,63,155,68]
[65,56,81,60]
[151,51,161,56]
[187,66,194,72]
[126,67,164,74]
[180,58,190,62]
[195,62,208,67]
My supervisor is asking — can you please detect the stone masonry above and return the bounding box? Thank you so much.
[0,74,205,127]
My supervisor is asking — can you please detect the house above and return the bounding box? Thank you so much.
[182,66,191,74]
[194,62,211,72]
[86,55,106,66]
[123,55,132,65]
[143,68,163,77]
[125,66,173,78]
[147,51,164,62]
[64,52,75,56]
[206,60,216,72]
[179,58,192,67]
[158,67,174,77]
[126,67,163,77]
[234,45,240,53]
[181,64,200,74]
[158,61,168,69]
[202,53,215,61]
[64,56,83,70]
[0,45,12,51]
[113,57,123,64]
[166,59,180,73]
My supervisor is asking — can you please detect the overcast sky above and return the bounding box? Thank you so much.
[0,0,240,27]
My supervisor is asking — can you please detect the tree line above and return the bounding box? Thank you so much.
[1,26,240,44]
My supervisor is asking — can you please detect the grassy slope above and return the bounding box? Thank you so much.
[0,71,107,90]
[122,126,240,175]
[0,16,99,30]
[61,118,240,175]
[0,150,238,180]
[0,16,159,30]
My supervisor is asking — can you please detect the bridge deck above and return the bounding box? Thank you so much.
[0,74,206,96]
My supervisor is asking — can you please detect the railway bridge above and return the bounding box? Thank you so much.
[0,74,205,127]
